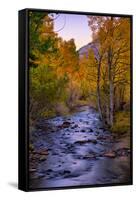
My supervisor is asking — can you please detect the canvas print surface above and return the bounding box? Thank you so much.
[28,10,132,189]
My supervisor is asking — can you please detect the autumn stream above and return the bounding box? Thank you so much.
[29,106,131,189]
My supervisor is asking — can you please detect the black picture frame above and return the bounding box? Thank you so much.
[19,8,133,191]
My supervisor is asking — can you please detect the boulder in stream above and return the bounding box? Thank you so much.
[74,139,97,145]
[58,121,71,129]
[103,152,116,158]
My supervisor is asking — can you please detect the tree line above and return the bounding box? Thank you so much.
[87,16,130,127]
[29,12,130,133]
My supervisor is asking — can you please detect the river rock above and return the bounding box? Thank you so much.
[115,148,130,157]
[71,124,78,129]
[39,155,47,161]
[104,152,116,158]
[58,121,71,128]
[29,168,37,172]
[38,149,49,155]
[88,139,97,144]
[63,170,71,174]
[74,139,97,145]
[83,154,96,159]
[30,172,45,179]
[81,129,86,132]
[97,135,112,141]
[37,173,45,178]
[31,153,40,160]
[46,169,53,173]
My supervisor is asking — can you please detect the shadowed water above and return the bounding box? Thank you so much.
[29,106,131,189]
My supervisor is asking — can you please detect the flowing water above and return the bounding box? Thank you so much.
[29,106,131,189]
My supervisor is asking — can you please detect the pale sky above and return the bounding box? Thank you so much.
[53,13,92,50]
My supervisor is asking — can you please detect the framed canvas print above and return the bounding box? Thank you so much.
[19,8,133,191]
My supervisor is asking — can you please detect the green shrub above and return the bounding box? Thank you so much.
[111,111,130,135]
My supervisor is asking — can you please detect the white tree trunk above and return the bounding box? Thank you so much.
[97,62,103,121]
[108,47,114,126]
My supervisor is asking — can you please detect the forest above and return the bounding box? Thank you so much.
[29,11,131,188]
[29,12,131,134]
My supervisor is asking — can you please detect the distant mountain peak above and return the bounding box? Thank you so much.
[78,42,99,60]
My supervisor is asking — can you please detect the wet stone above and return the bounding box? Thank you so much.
[74,139,97,145]
[83,154,97,159]
[39,155,47,161]
[31,173,45,179]
[58,121,71,129]
[38,173,45,178]
[104,152,116,158]
[37,149,49,155]
[81,129,86,132]
[63,170,71,174]
[97,135,110,140]
[71,124,78,129]
[115,148,130,157]
[46,169,53,173]
[29,168,37,172]
[52,152,58,156]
